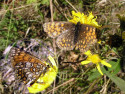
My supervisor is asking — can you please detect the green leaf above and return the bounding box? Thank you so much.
[38,10,44,20]
[26,0,37,4]
[105,71,125,92]
[88,64,125,92]
[41,0,50,6]
[116,14,125,31]
[88,59,121,81]
[13,26,17,32]
[53,12,57,20]
[107,59,121,75]
[88,69,101,81]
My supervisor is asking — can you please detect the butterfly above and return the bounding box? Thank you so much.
[9,47,49,86]
[43,22,97,51]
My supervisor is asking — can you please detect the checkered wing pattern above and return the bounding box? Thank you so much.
[43,21,97,51]
[56,30,75,50]
[9,47,48,85]
[76,24,97,51]
[43,22,75,38]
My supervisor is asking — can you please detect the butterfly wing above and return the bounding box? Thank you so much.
[9,47,48,85]
[56,29,75,50]
[43,22,75,38]
[76,24,97,52]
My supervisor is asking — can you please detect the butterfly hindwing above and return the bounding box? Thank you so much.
[56,30,75,50]
[76,24,97,51]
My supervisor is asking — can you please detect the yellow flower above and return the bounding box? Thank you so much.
[81,50,111,75]
[69,11,101,28]
[97,40,102,44]
[28,55,58,93]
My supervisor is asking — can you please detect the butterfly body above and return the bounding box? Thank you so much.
[74,22,81,45]
[43,21,97,51]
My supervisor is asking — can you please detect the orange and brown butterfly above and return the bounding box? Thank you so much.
[43,21,97,51]
[9,47,49,86]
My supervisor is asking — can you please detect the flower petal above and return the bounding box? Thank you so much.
[48,55,56,67]
[97,40,102,44]
[101,60,112,67]
[28,56,58,93]
[96,64,103,75]
[84,50,92,56]
[69,11,101,28]
[81,60,91,65]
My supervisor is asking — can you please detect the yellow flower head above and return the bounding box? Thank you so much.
[81,50,111,75]
[28,56,58,93]
[69,11,101,28]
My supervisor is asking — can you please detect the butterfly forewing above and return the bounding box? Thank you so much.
[43,22,75,38]
[9,47,48,85]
